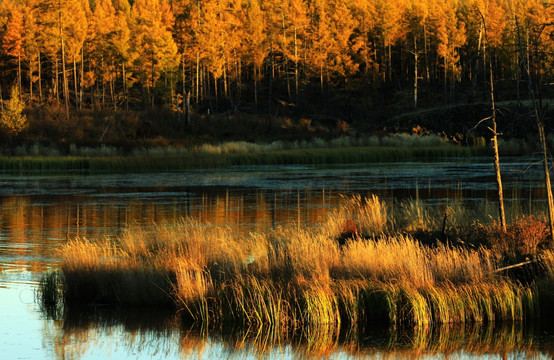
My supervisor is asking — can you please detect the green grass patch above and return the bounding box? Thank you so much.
[0,143,489,172]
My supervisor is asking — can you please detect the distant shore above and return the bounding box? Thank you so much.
[0,134,490,171]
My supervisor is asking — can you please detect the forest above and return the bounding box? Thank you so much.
[0,0,552,147]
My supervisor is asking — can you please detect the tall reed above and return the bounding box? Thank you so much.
[46,195,549,338]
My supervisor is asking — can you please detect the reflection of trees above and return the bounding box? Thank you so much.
[2,189,342,273]
[3,196,29,243]
[41,305,550,359]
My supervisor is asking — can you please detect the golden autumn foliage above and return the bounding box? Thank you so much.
[0,0,550,113]
[0,86,28,135]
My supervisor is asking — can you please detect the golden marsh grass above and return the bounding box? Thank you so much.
[47,195,551,335]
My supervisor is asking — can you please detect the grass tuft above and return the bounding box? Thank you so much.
[40,195,554,338]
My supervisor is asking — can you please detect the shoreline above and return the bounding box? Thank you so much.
[0,143,489,172]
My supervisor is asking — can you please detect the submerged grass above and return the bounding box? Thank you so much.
[42,195,554,340]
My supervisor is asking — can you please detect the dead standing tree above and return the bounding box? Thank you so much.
[473,9,506,232]
[515,16,554,242]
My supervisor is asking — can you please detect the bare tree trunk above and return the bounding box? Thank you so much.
[80,47,84,109]
[186,92,191,126]
[480,11,506,232]
[54,56,59,104]
[471,25,483,101]
[181,55,185,121]
[196,52,200,104]
[38,50,42,104]
[515,16,554,241]
[237,58,242,104]
[150,55,155,108]
[28,59,33,103]
[123,62,128,111]
[490,59,507,232]
[444,56,448,105]
[61,36,69,119]
[294,26,299,106]
[269,38,274,114]
[223,61,228,98]
[254,66,258,106]
[414,36,418,109]
[101,58,106,109]
[110,71,116,110]
[424,23,430,82]
[17,54,21,96]
[73,58,78,109]
[214,75,218,111]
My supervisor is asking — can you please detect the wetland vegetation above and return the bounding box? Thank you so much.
[39,194,554,350]
[0,134,490,171]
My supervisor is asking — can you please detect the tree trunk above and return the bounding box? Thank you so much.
[490,61,506,232]
[101,57,106,109]
[424,23,430,82]
[515,16,554,242]
[237,58,242,104]
[80,47,84,109]
[54,56,59,104]
[480,14,506,233]
[123,62,128,111]
[150,54,155,108]
[186,92,191,126]
[480,10,506,232]
[444,56,448,105]
[516,46,521,106]
[294,26,299,106]
[28,58,33,103]
[181,54,186,121]
[414,36,418,109]
[38,50,42,104]
[471,25,483,101]
[214,75,218,111]
[254,66,258,106]
[388,43,392,83]
[223,61,228,99]
[110,70,116,110]
[17,54,21,96]
[61,38,69,119]
[73,58,78,109]
[196,52,200,104]
[269,39,274,114]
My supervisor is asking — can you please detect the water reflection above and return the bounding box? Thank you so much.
[0,189,341,275]
[1,159,552,276]
[3,159,554,358]
[43,306,554,359]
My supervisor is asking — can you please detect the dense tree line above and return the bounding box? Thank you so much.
[0,0,551,117]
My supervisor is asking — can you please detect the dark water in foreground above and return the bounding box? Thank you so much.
[2,157,554,359]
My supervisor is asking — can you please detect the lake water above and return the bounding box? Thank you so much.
[2,157,554,359]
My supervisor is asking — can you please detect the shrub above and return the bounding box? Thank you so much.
[475,215,550,259]
[0,86,27,135]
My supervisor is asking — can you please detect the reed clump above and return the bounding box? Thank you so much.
[47,195,552,337]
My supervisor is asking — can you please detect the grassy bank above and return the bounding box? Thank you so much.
[2,135,489,171]
[40,196,554,339]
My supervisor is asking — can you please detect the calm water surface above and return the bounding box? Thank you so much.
[2,157,554,359]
